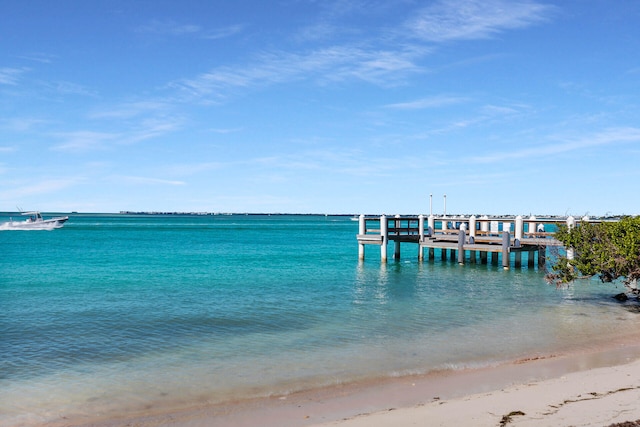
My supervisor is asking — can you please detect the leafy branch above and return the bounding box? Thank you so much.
[546,216,640,291]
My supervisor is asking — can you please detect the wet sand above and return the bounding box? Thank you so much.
[48,336,640,427]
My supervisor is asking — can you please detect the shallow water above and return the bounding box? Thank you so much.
[0,214,635,425]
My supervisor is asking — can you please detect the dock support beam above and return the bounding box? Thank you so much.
[538,247,546,267]
[358,214,366,261]
[515,251,522,268]
[380,215,388,262]
[394,215,401,260]
[418,215,425,261]
[457,229,465,264]
[502,232,510,270]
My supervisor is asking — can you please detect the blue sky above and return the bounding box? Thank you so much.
[1,0,639,215]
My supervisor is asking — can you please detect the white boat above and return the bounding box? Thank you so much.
[1,211,69,230]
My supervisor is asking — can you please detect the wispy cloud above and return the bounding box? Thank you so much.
[167,162,223,176]
[0,117,49,132]
[124,117,183,144]
[163,1,553,104]
[17,52,57,64]
[202,24,245,40]
[242,147,415,179]
[385,95,470,109]
[51,117,182,151]
[407,0,554,42]
[0,179,79,199]
[170,44,424,101]
[467,127,640,164]
[114,175,186,186]
[137,20,203,36]
[51,131,118,152]
[294,0,396,43]
[40,80,96,97]
[480,104,523,115]
[210,127,242,134]
[295,22,342,43]
[0,67,28,85]
[136,20,244,40]
[90,101,170,120]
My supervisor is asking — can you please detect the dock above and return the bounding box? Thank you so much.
[356,214,589,269]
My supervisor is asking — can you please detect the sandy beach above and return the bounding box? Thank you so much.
[315,354,640,427]
[55,340,640,427]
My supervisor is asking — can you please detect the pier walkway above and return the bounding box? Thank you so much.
[356,214,589,269]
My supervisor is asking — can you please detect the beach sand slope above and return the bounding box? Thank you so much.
[314,359,640,427]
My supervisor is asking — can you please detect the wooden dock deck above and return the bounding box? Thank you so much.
[356,214,582,269]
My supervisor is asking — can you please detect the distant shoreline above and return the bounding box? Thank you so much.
[0,211,630,219]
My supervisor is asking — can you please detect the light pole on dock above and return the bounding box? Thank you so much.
[429,194,433,216]
[444,194,447,216]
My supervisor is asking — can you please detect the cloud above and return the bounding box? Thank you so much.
[385,95,469,109]
[90,101,170,120]
[202,25,245,40]
[211,127,242,134]
[137,20,244,40]
[0,117,49,132]
[480,104,522,115]
[170,44,424,100]
[124,118,183,144]
[467,127,640,164]
[51,118,182,151]
[51,131,118,151]
[137,20,202,36]
[17,52,57,64]
[0,67,28,85]
[40,80,96,97]
[0,179,79,199]
[114,175,186,186]
[407,0,554,42]
[164,1,554,104]
[167,162,223,176]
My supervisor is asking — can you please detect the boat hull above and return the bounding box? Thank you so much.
[1,216,69,230]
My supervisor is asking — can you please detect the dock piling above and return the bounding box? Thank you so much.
[502,232,510,269]
[358,214,366,261]
[380,215,388,262]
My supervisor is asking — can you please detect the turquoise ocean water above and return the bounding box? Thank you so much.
[1,214,636,425]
